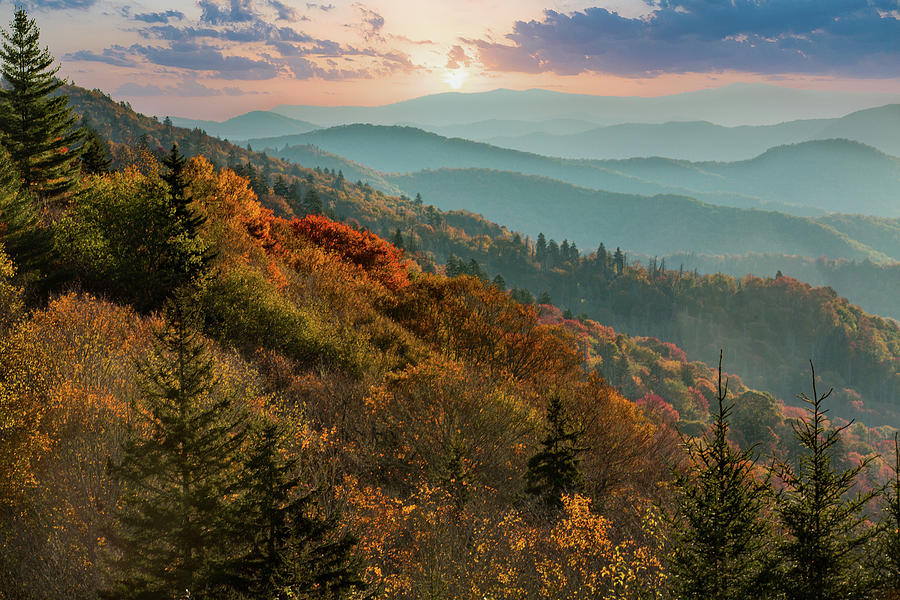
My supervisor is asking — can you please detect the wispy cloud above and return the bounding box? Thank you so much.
[67,0,420,87]
[133,10,184,24]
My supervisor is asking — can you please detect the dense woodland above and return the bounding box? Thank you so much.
[3,8,900,600]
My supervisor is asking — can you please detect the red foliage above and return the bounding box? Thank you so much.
[635,393,680,426]
[291,214,410,290]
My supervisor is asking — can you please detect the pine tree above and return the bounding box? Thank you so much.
[223,423,366,599]
[303,187,323,215]
[105,296,247,599]
[80,126,112,175]
[872,433,900,596]
[668,351,774,600]
[391,228,404,249]
[159,144,211,294]
[0,8,83,201]
[525,393,588,511]
[0,146,50,284]
[535,232,547,261]
[613,247,626,274]
[771,362,879,600]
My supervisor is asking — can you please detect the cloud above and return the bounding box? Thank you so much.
[475,1,900,78]
[132,42,281,79]
[353,4,384,41]
[66,46,137,67]
[133,10,184,23]
[269,0,299,21]
[445,45,470,69]
[73,0,420,84]
[199,0,257,25]
[306,3,334,11]
[114,79,263,97]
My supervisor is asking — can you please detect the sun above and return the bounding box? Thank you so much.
[443,69,469,90]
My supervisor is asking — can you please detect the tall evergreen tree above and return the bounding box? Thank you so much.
[668,352,774,600]
[0,8,83,201]
[613,247,626,274]
[222,423,366,599]
[535,232,547,261]
[105,296,247,599]
[872,433,900,596]
[524,393,588,511]
[159,144,211,295]
[770,362,879,600]
[0,146,50,284]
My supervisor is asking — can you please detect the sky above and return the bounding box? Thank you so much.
[5,0,900,119]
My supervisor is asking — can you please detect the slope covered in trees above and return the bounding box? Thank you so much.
[386,169,886,261]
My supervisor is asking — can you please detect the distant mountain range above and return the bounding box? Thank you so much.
[250,124,900,217]
[475,104,900,161]
[264,83,900,128]
[170,110,317,141]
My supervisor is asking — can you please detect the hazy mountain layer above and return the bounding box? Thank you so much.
[268,83,900,128]
[254,125,900,217]
[170,110,318,140]
[476,104,900,161]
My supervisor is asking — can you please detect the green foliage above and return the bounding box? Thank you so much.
[80,126,112,175]
[524,393,588,511]
[0,8,83,201]
[0,146,51,285]
[55,168,211,311]
[668,353,773,600]
[770,363,879,600]
[105,296,247,599]
[223,422,366,599]
[871,434,900,595]
[200,267,364,372]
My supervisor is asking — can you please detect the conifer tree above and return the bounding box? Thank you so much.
[105,296,246,599]
[304,187,323,215]
[0,8,83,201]
[668,352,774,600]
[872,433,900,596]
[0,147,50,284]
[535,232,547,261]
[80,127,112,175]
[525,393,588,511]
[770,362,878,600]
[391,228,404,249]
[158,144,211,295]
[223,423,366,599]
[613,247,626,274]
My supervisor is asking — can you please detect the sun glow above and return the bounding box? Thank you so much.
[443,69,469,90]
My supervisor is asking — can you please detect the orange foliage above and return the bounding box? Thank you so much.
[291,214,411,290]
[389,275,581,385]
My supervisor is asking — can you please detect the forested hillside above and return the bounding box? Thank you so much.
[4,9,900,599]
